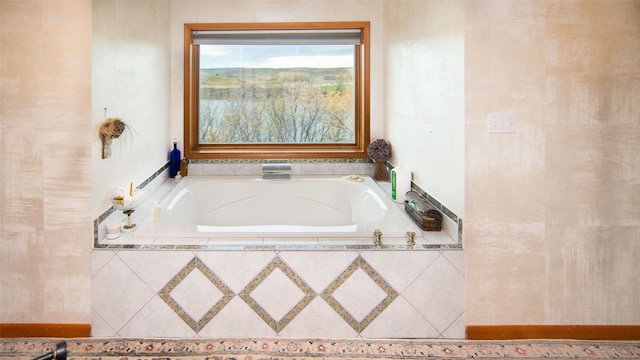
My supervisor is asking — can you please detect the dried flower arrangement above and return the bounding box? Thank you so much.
[99,117,128,159]
[367,139,391,180]
[367,139,391,162]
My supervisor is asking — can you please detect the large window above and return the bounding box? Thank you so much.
[184,22,370,159]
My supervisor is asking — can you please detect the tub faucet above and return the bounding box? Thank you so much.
[373,229,383,247]
[262,162,291,180]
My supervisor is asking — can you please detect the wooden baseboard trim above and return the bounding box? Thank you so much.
[0,323,91,338]
[466,325,640,340]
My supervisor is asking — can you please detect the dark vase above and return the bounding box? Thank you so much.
[373,162,388,180]
[169,142,181,178]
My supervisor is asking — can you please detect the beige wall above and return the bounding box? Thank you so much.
[0,0,92,323]
[465,0,640,325]
[1,0,639,328]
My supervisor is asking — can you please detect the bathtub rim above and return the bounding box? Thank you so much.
[134,175,421,238]
[96,175,462,251]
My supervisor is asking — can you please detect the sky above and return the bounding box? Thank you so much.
[199,44,354,69]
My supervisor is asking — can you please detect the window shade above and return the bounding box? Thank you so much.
[193,29,362,45]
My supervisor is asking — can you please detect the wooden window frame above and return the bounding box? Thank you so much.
[183,21,370,159]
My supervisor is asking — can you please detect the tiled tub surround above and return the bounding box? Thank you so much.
[92,160,464,338]
[91,249,465,338]
[95,160,462,249]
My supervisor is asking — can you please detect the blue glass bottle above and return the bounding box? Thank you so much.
[169,141,181,178]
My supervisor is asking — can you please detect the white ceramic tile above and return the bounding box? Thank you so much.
[279,251,359,293]
[102,231,155,245]
[187,163,203,176]
[150,177,178,199]
[442,250,465,275]
[318,237,373,246]
[441,215,458,242]
[332,268,388,322]
[278,297,357,338]
[249,268,305,322]
[117,250,195,292]
[207,237,263,246]
[361,250,440,293]
[360,296,440,339]
[135,176,172,216]
[203,163,235,176]
[91,250,115,276]
[334,162,371,176]
[402,256,465,333]
[441,311,466,339]
[91,255,156,332]
[90,310,116,337]
[197,297,277,338]
[152,237,208,246]
[234,163,261,176]
[421,230,457,245]
[118,296,196,338]
[171,269,224,322]
[100,231,139,245]
[292,162,334,175]
[197,251,276,294]
[138,238,162,246]
[262,237,319,246]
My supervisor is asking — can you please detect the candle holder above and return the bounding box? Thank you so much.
[122,209,136,230]
[111,188,143,231]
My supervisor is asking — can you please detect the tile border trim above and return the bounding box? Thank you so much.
[187,158,372,164]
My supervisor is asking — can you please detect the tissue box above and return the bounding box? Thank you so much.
[404,191,442,231]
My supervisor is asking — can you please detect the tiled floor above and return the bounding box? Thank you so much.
[91,248,465,339]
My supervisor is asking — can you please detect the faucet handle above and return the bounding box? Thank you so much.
[406,230,416,247]
[373,229,383,246]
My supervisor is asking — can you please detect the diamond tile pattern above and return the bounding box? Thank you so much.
[332,268,388,322]
[239,257,315,332]
[321,256,398,333]
[158,257,234,332]
[171,269,224,321]
[92,250,465,338]
[250,268,305,322]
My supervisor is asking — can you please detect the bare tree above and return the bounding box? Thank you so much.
[198,68,354,144]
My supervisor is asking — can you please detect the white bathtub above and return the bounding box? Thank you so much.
[134,175,423,241]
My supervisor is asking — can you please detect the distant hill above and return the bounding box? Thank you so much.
[201,67,352,76]
[200,67,353,89]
